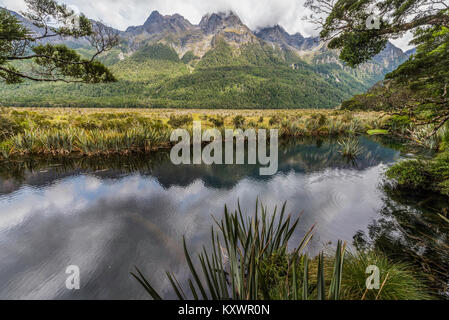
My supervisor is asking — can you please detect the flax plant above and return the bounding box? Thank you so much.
[132,201,347,300]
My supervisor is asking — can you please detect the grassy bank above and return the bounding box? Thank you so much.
[0,107,389,159]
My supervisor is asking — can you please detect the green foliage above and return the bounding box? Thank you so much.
[341,251,430,300]
[307,0,449,66]
[131,43,180,62]
[167,114,193,128]
[387,152,449,196]
[329,31,388,68]
[0,1,117,84]
[131,200,349,300]
[0,139,13,158]
[0,110,22,139]
[340,18,449,134]
[387,159,430,188]
[0,109,172,156]
[367,129,389,135]
[0,108,383,159]
[181,51,199,64]
[196,40,236,69]
[132,200,430,300]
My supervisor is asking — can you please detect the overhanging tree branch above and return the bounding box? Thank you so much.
[0,0,119,84]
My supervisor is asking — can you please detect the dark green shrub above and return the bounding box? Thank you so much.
[269,116,281,126]
[232,115,245,128]
[167,115,193,128]
[388,115,411,131]
[181,51,199,64]
[387,159,431,189]
[209,116,224,128]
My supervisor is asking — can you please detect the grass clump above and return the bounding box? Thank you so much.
[338,138,364,159]
[208,116,224,128]
[341,251,431,300]
[167,115,193,128]
[232,115,246,128]
[269,116,281,126]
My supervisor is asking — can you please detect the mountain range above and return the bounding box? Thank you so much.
[0,8,412,109]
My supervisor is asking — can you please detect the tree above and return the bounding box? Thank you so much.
[384,23,449,136]
[0,0,118,84]
[305,0,449,136]
[305,0,449,66]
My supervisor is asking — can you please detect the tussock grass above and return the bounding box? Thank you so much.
[338,137,365,158]
[0,107,388,159]
[340,251,431,300]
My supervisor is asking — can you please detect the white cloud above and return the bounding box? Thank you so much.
[0,0,414,50]
[390,31,415,52]
[0,0,325,37]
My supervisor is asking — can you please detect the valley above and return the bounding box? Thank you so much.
[0,10,410,109]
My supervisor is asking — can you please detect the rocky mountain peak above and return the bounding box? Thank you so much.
[199,11,245,34]
[142,10,164,28]
[372,42,407,67]
[126,10,193,35]
[255,25,307,50]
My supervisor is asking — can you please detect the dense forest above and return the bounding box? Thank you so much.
[0,40,402,109]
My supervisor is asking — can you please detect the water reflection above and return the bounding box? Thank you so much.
[0,137,401,299]
[353,184,449,298]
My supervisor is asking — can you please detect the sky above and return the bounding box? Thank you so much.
[0,0,414,50]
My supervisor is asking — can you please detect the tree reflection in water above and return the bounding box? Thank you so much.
[353,183,449,298]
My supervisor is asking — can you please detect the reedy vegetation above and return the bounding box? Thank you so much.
[132,201,430,300]
[0,108,388,158]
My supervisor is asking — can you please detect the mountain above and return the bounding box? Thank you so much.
[199,12,245,34]
[255,25,317,51]
[0,8,411,109]
[405,48,417,56]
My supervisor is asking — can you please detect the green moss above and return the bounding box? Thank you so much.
[367,129,389,135]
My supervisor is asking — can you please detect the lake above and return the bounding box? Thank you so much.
[0,136,446,299]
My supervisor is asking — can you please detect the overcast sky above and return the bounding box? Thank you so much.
[0,0,414,50]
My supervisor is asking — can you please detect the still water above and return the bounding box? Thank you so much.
[0,136,441,299]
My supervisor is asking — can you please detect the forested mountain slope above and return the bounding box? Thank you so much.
[0,9,411,109]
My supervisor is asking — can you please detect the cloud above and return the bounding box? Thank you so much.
[0,0,318,36]
[0,0,414,49]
